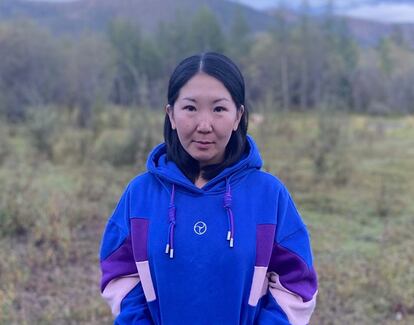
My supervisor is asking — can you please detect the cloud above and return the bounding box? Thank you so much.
[231,0,373,10]
[231,1,414,24]
[342,4,414,23]
[25,0,78,2]
[230,0,278,10]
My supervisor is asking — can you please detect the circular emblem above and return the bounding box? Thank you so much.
[194,221,207,235]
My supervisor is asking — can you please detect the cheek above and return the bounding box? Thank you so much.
[176,120,191,131]
[213,121,236,150]
[175,119,193,139]
[219,118,238,137]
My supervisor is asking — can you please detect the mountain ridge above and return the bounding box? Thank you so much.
[1,0,414,47]
[0,0,276,35]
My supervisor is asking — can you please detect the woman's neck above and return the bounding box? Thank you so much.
[195,176,207,189]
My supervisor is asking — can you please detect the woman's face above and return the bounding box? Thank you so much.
[167,72,244,168]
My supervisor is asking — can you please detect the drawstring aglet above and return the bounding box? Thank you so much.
[227,231,231,241]
[165,244,170,254]
[230,238,234,248]
[169,248,174,258]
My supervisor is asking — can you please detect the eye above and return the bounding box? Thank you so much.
[183,105,196,112]
[214,106,227,113]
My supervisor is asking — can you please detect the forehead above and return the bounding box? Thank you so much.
[177,73,232,101]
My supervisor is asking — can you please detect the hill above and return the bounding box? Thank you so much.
[0,0,276,35]
[1,0,414,47]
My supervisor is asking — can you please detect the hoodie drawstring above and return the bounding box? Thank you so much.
[224,179,235,248]
[165,180,235,259]
[165,184,176,258]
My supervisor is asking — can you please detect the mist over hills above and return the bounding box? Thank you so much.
[1,0,414,47]
[235,0,414,11]
[0,0,276,35]
[1,0,414,118]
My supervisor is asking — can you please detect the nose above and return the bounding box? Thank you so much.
[196,114,213,133]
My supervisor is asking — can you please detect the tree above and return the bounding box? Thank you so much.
[273,1,291,111]
[228,8,251,58]
[0,20,63,121]
[155,10,193,70]
[108,19,162,106]
[62,33,115,127]
[298,0,310,110]
[321,4,359,109]
[189,6,226,53]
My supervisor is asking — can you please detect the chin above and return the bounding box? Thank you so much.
[194,156,214,165]
[191,154,216,166]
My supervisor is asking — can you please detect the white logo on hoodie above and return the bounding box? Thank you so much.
[194,221,207,235]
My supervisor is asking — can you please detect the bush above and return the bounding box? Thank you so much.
[373,173,405,218]
[92,109,163,167]
[309,111,353,186]
[26,107,60,160]
[52,128,94,164]
[0,170,35,237]
[0,123,10,165]
[92,129,133,166]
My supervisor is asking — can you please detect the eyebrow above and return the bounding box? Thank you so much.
[182,97,230,104]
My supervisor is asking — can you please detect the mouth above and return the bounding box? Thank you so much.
[193,140,214,149]
[194,140,214,145]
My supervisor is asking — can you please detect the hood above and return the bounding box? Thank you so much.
[146,135,263,258]
[146,135,262,194]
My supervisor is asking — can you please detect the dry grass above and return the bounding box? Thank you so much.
[1,107,413,324]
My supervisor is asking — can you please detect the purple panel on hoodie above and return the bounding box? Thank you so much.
[131,218,149,262]
[268,243,318,302]
[255,224,276,266]
[100,235,137,292]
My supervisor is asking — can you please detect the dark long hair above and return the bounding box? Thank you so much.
[164,52,249,183]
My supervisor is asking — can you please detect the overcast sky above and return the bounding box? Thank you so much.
[342,3,414,23]
[232,0,414,23]
[25,0,414,24]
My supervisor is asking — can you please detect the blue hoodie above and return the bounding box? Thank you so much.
[100,135,318,325]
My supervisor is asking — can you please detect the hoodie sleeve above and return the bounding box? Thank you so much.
[256,187,318,325]
[99,186,153,324]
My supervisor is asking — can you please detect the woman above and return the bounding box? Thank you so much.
[99,52,318,325]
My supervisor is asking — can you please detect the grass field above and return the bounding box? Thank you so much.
[0,107,413,324]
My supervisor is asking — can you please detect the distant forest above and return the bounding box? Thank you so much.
[1,5,414,124]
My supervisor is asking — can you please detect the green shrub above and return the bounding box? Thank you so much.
[0,171,35,237]
[92,109,163,167]
[52,128,94,164]
[0,124,10,165]
[92,129,133,166]
[26,107,60,159]
[309,112,353,186]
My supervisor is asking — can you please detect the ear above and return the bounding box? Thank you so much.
[165,104,176,130]
[233,105,245,131]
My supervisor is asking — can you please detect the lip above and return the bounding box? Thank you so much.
[193,140,214,149]
[193,140,214,144]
